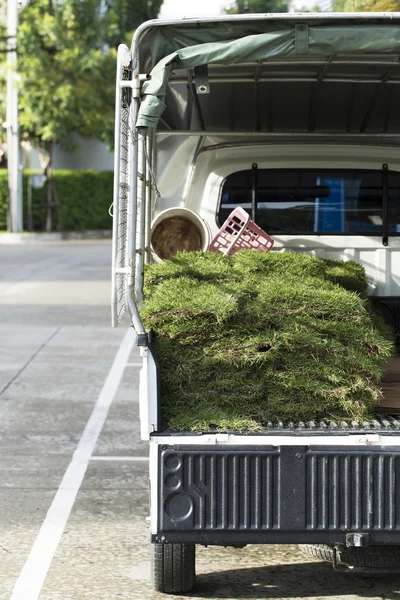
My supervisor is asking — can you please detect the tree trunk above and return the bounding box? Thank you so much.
[44,142,53,233]
[52,177,62,232]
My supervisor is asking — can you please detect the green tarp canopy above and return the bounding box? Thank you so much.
[135,21,400,130]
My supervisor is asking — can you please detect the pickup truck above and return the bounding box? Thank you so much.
[111,13,400,594]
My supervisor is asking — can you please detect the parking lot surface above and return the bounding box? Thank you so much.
[1,241,400,600]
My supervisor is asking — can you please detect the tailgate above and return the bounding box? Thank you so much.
[153,442,400,545]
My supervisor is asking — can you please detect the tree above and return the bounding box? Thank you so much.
[0,0,7,161]
[366,0,400,8]
[0,0,5,34]
[225,0,289,13]
[17,0,116,230]
[1,0,165,231]
[333,0,400,10]
[104,0,164,48]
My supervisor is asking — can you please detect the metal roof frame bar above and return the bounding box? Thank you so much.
[132,13,400,62]
[155,131,400,137]
[169,76,400,84]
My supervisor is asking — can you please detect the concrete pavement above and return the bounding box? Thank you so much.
[1,241,400,600]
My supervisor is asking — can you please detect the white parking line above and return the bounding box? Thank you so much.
[10,328,136,600]
[90,456,149,461]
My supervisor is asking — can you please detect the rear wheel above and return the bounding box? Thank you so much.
[299,544,335,563]
[152,543,196,594]
[299,544,400,569]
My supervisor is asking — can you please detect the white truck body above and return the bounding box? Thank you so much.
[112,14,400,592]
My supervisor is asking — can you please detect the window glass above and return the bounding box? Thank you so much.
[219,169,400,235]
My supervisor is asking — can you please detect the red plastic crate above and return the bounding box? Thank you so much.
[209,207,274,255]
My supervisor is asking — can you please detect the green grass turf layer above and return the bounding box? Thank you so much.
[141,251,393,432]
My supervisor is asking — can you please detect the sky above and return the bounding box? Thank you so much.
[159,0,230,18]
[159,0,319,19]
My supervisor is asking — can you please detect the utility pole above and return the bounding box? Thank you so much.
[6,0,23,232]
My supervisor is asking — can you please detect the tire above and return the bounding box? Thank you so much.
[299,544,400,569]
[152,543,196,594]
[299,544,335,563]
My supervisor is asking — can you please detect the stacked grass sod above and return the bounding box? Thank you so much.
[141,250,394,432]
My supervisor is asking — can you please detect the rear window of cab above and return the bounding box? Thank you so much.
[219,168,400,235]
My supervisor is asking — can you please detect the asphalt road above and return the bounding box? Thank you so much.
[1,240,400,600]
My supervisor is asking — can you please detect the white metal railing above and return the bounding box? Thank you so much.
[111,44,149,339]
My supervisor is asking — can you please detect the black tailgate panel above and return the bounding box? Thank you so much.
[156,445,400,545]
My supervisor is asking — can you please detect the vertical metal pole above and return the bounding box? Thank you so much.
[111,45,126,328]
[144,132,152,264]
[135,132,146,302]
[251,162,258,223]
[126,93,147,338]
[6,0,23,232]
[151,127,157,208]
[27,176,32,232]
[314,176,321,233]
[382,163,389,247]
[127,79,139,267]
[127,81,140,304]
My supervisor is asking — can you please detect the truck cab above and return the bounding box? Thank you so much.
[112,13,400,594]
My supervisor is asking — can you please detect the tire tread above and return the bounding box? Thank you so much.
[299,544,400,569]
[152,543,195,594]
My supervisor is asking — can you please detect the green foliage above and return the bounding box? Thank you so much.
[0,1,5,145]
[0,169,113,231]
[0,0,5,40]
[225,0,289,13]
[142,251,393,432]
[17,0,116,151]
[104,0,164,48]
[0,0,164,168]
[333,0,400,10]
[366,0,400,8]
[0,169,7,229]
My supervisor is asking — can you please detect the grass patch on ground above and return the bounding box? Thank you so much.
[142,251,393,432]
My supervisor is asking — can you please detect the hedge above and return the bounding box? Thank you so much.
[0,169,114,231]
[0,170,7,230]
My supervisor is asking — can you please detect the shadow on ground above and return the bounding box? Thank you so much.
[191,561,400,599]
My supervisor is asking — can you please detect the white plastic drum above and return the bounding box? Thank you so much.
[150,207,211,263]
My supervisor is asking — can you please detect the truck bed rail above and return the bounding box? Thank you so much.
[155,415,400,437]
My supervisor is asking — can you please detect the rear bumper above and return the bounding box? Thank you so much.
[153,443,400,545]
